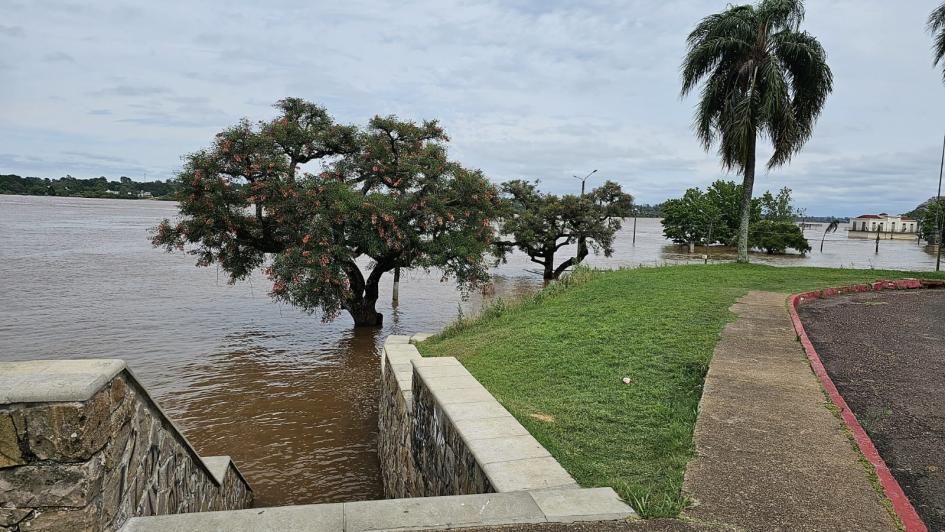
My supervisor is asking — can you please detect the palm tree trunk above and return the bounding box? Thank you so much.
[737,136,757,263]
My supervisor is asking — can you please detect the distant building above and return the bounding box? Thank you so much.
[137,191,152,198]
[104,189,120,195]
[848,213,918,240]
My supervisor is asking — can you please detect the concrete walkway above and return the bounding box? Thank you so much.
[682,291,897,531]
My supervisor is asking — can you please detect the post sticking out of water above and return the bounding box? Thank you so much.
[875,230,880,254]
[392,266,401,303]
[936,132,944,272]
[632,215,637,245]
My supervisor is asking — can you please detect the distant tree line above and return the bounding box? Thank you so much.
[633,203,664,218]
[0,173,179,199]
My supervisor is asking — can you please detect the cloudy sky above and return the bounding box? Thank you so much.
[2,0,944,216]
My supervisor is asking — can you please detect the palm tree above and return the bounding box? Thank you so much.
[929,3,945,79]
[820,219,839,252]
[681,0,833,263]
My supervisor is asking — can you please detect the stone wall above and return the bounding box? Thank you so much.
[0,360,252,531]
[377,337,423,498]
[121,333,635,530]
[378,335,578,499]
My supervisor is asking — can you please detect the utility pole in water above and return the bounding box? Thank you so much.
[936,133,944,272]
[875,229,880,254]
[392,266,400,304]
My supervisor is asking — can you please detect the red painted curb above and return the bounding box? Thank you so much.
[789,279,944,532]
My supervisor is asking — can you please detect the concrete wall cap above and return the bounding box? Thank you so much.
[121,502,344,531]
[529,487,636,522]
[0,359,127,403]
[200,456,232,485]
[120,489,634,530]
[409,332,435,344]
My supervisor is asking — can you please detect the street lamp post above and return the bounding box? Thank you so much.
[573,169,597,197]
[572,169,597,261]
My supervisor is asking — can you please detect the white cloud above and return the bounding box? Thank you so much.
[0,0,943,216]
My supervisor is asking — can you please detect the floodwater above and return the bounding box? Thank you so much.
[0,195,939,506]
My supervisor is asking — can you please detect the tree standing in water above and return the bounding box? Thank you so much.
[497,180,633,280]
[681,0,832,262]
[152,99,501,327]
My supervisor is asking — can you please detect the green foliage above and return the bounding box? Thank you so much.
[634,203,664,218]
[0,173,178,199]
[681,0,832,261]
[750,220,811,254]
[152,98,501,326]
[661,187,717,245]
[497,180,633,279]
[760,187,804,222]
[681,0,833,171]
[660,180,761,246]
[419,264,945,518]
[929,3,945,82]
[909,197,945,243]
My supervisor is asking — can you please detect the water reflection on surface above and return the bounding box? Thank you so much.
[0,195,938,506]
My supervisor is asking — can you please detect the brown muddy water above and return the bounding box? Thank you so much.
[0,195,940,506]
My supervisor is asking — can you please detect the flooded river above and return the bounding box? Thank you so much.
[0,195,939,506]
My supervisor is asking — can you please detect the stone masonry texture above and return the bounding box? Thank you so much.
[0,372,252,531]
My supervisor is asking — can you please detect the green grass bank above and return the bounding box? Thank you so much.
[417,264,945,518]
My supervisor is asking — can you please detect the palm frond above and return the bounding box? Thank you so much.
[758,0,805,29]
[681,0,830,173]
[768,29,832,167]
[929,3,945,80]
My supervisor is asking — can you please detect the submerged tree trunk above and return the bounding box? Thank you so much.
[349,297,383,327]
[342,259,388,327]
[737,136,757,263]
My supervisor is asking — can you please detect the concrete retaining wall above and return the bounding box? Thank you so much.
[121,333,635,531]
[0,360,252,531]
[378,334,579,498]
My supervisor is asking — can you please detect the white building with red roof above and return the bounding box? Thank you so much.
[848,213,918,240]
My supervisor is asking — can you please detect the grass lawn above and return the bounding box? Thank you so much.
[417,263,945,518]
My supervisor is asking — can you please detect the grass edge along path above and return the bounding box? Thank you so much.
[417,264,945,519]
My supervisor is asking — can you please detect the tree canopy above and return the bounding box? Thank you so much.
[152,98,501,327]
[681,0,832,262]
[661,180,761,247]
[750,220,811,254]
[661,180,808,255]
[908,197,945,244]
[497,180,633,280]
[760,187,805,223]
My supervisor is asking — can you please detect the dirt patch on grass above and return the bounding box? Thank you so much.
[798,289,945,530]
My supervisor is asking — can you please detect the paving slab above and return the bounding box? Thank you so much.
[454,416,531,441]
[466,435,551,464]
[344,492,545,531]
[682,291,897,531]
[121,503,345,532]
[529,487,636,523]
[482,457,578,492]
[0,359,126,403]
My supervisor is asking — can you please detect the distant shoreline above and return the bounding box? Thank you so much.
[0,191,175,201]
[1,173,179,200]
